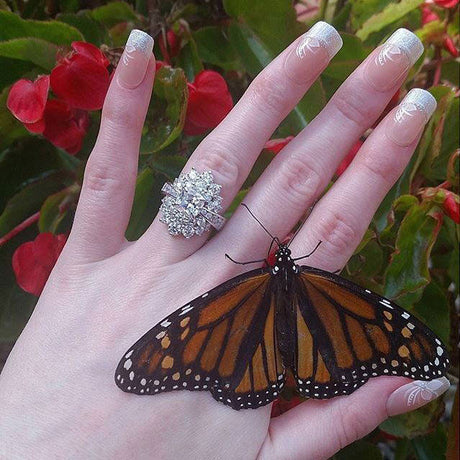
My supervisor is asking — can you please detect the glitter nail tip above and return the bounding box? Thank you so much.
[126,29,154,56]
[386,28,424,66]
[306,21,343,58]
[402,88,437,119]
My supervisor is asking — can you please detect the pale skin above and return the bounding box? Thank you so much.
[0,26,447,459]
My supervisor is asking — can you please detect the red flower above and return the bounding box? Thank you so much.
[42,99,90,154]
[184,70,233,136]
[421,5,440,24]
[443,36,459,57]
[443,191,460,223]
[7,75,49,127]
[51,42,110,111]
[264,136,294,154]
[12,233,67,296]
[166,30,181,58]
[336,139,364,176]
[434,0,458,7]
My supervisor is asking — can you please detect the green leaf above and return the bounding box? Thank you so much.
[193,26,241,71]
[350,0,392,30]
[140,65,188,154]
[412,424,447,460]
[149,155,187,180]
[335,440,382,459]
[0,57,34,92]
[0,171,71,238]
[57,11,108,45]
[356,0,424,41]
[175,39,203,81]
[0,137,75,211]
[0,10,83,45]
[413,281,450,344]
[323,33,369,81]
[0,38,59,70]
[227,22,271,76]
[380,398,445,438]
[125,168,162,240]
[223,0,302,55]
[384,202,442,305]
[90,1,138,28]
[38,186,77,234]
[0,86,28,149]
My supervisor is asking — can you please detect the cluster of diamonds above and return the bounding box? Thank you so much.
[160,169,225,238]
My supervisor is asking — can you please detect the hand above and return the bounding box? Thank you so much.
[0,23,449,459]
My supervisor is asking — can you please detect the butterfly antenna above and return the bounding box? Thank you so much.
[241,203,277,242]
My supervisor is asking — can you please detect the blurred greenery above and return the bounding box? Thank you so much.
[0,0,458,458]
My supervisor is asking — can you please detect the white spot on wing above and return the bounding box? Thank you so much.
[161,320,171,327]
[124,359,132,370]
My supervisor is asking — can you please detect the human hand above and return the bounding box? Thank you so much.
[0,23,449,459]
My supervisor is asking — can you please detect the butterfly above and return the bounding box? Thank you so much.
[115,235,449,411]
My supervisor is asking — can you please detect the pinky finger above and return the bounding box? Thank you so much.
[261,376,449,459]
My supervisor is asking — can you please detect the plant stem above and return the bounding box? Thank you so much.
[0,212,40,247]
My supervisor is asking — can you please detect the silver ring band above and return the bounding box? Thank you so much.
[159,169,226,238]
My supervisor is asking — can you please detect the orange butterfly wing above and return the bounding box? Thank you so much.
[292,267,449,399]
[115,269,285,410]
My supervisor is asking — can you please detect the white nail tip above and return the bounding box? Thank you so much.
[126,29,154,56]
[386,28,424,66]
[305,21,343,59]
[404,377,450,407]
[401,88,437,120]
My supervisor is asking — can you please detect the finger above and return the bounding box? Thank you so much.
[290,88,437,271]
[67,30,155,262]
[137,22,343,264]
[261,376,449,459]
[210,29,423,264]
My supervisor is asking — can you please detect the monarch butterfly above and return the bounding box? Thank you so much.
[115,223,449,411]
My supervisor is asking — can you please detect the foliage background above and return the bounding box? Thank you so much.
[0,0,458,458]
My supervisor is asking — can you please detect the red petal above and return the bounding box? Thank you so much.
[264,136,294,154]
[71,41,110,67]
[42,99,89,154]
[24,118,46,134]
[434,0,458,8]
[184,70,233,135]
[421,6,440,24]
[443,192,460,223]
[12,233,67,296]
[166,29,181,58]
[443,36,459,57]
[50,54,110,110]
[7,75,50,124]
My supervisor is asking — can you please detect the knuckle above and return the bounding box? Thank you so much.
[247,71,289,115]
[360,146,402,188]
[102,99,143,132]
[277,155,323,210]
[318,209,359,255]
[195,142,241,187]
[334,404,369,451]
[332,85,376,129]
[83,159,132,195]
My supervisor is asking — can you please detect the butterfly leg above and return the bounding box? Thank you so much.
[225,253,268,266]
[293,240,322,262]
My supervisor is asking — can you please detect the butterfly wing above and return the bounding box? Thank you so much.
[115,268,285,410]
[291,266,449,399]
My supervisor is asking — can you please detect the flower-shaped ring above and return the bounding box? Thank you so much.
[159,169,226,238]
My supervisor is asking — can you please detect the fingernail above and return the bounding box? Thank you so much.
[387,377,450,416]
[117,29,154,89]
[365,28,424,92]
[285,21,342,84]
[387,88,437,146]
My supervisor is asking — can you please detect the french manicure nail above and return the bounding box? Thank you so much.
[387,88,437,146]
[386,377,450,416]
[285,21,342,83]
[365,28,424,92]
[117,29,154,89]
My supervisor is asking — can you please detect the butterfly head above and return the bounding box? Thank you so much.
[272,244,299,275]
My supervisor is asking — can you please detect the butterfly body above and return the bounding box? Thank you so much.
[116,243,449,410]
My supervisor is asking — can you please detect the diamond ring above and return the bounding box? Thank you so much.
[159,169,226,238]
